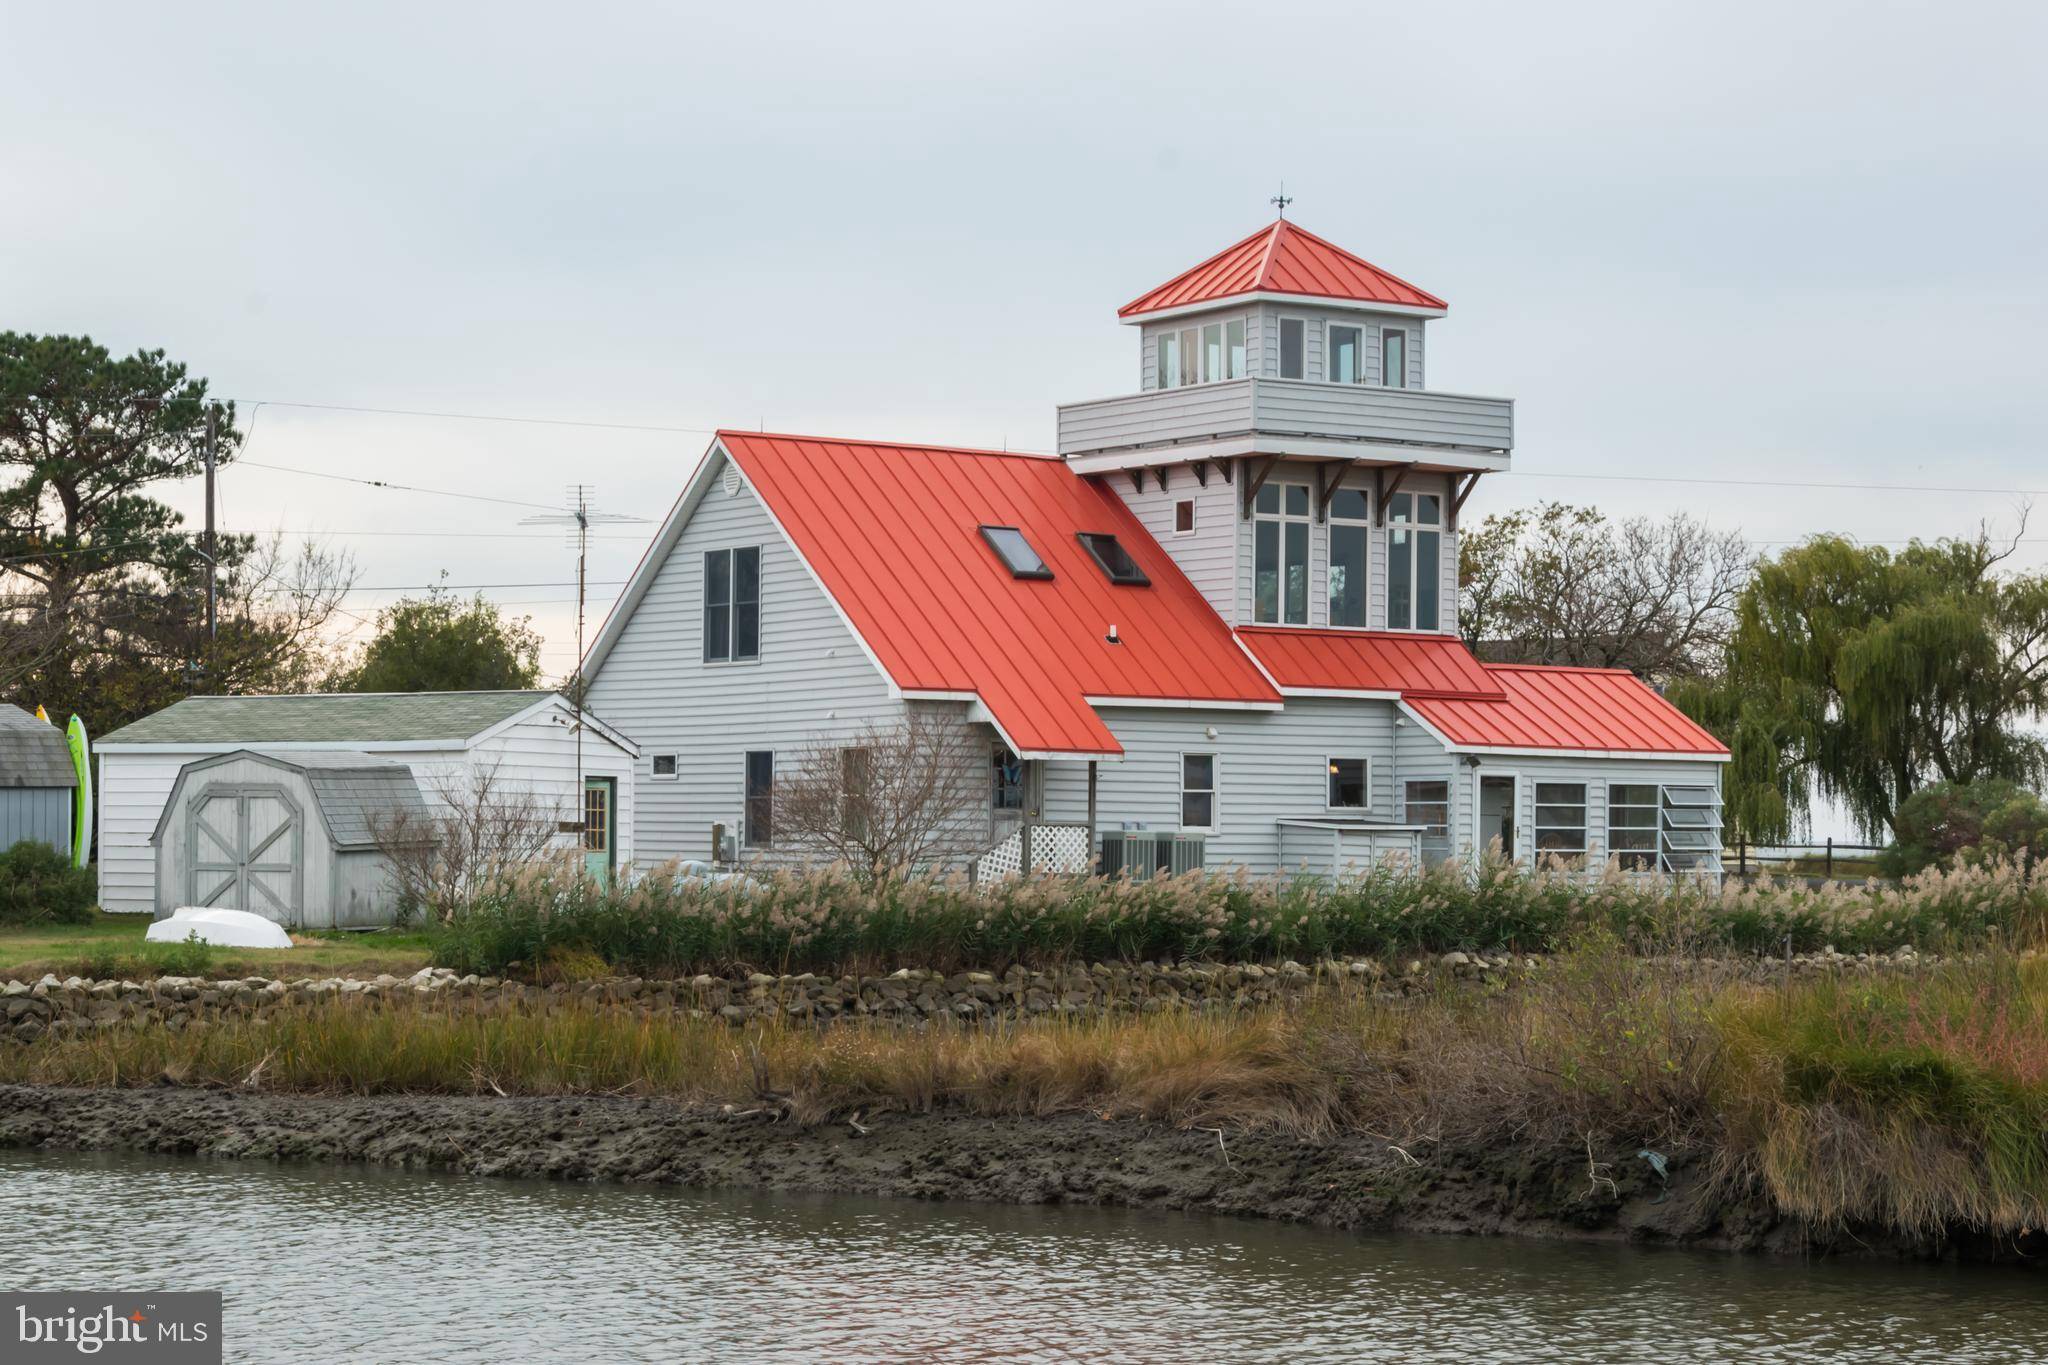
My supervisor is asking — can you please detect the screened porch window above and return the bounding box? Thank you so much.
[1608,783,1660,871]
[1533,782,1587,860]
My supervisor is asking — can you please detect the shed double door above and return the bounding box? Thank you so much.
[189,787,302,921]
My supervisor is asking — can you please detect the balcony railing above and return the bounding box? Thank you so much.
[1056,377,1513,464]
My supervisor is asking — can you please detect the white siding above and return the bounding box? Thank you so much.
[94,701,635,915]
[1109,465,1239,623]
[581,455,904,866]
[1041,698,1400,873]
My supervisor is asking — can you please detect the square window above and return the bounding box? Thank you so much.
[651,754,678,779]
[1174,499,1195,534]
[1328,757,1368,809]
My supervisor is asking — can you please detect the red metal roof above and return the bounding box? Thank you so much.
[719,432,1281,758]
[1236,628,1503,700]
[1118,220,1448,319]
[1409,665,1730,757]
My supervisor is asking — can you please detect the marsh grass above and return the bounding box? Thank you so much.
[1715,953,2048,1236]
[8,937,2044,1238]
[429,855,2048,980]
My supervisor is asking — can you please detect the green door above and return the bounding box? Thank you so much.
[581,777,615,883]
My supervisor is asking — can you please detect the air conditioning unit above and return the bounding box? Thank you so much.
[1099,832,1206,880]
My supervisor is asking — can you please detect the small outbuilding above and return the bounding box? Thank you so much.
[96,689,640,918]
[152,751,432,928]
[0,703,76,856]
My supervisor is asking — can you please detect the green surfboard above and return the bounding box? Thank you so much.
[65,715,90,870]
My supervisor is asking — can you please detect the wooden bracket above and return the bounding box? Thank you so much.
[1219,458,1234,485]
[1191,461,1209,487]
[1156,465,1169,491]
[1130,469,1146,495]
[1240,455,1280,520]
[1376,464,1413,527]
[1314,462,1351,523]
[1450,471,1482,530]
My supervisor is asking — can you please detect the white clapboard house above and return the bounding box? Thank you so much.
[96,690,637,920]
[582,220,1729,880]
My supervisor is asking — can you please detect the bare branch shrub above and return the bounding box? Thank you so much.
[1459,502,1751,681]
[373,761,564,922]
[775,714,985,883]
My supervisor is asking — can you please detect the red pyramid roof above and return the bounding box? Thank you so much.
[1118,219,1447,319]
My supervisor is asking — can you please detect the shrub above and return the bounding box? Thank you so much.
[1883,779,2048,877]
[0,840,96,926]
[428,853,2048,979]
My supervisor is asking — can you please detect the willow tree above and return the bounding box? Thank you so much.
[1670,530,2048,841]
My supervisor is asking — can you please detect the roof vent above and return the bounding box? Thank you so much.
[722,462,742,496]
[1106,623,1121,645]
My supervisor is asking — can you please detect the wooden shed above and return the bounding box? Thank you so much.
[151,750,432,928]
[0,703,75,856]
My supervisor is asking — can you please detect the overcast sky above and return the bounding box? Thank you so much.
[6,0,2046,686]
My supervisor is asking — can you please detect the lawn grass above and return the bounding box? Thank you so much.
[0,911,436,983]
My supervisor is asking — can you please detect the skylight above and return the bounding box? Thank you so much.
[979,526,1052,580]
[1077,533,1150,586]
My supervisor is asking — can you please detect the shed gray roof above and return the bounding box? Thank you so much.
[101,690,556,747]
[153,750,432,850]
[0,704,78,790]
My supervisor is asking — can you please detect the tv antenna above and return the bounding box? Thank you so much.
[519,486,647,837]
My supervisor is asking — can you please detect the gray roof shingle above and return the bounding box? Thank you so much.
[0,704,78,789]
[158,750,432,850]
[100,691,557,747]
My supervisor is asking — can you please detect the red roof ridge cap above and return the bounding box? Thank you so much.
[716,429,1062,462]
[1252,218,1287,287]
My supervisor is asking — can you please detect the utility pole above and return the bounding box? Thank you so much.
[203,405,218,648]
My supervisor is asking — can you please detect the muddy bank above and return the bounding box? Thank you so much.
[0,1084,2032,1264]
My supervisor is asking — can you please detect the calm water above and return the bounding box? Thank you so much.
[0,1150,2041,1363]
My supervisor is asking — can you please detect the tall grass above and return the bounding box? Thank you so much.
[427,854,2048,978]
[10,940,2045,1237]
[1716,955,2048,1236]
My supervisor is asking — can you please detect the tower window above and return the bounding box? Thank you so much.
[1252,483,1311,624]
[1329,324,1364,384]
[1385,492,1442,631]
[1279,318,1306,379]
[1174,500,1196,534]
[1382,328,1408,388]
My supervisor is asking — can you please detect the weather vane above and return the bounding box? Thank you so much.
[1271,184,1293,218]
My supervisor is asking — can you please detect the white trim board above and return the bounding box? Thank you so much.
[1121,293,1447,326]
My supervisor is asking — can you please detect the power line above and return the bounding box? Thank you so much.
[226,397,719,438]
[236,460,562,512]
[1497,470,2048,498]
